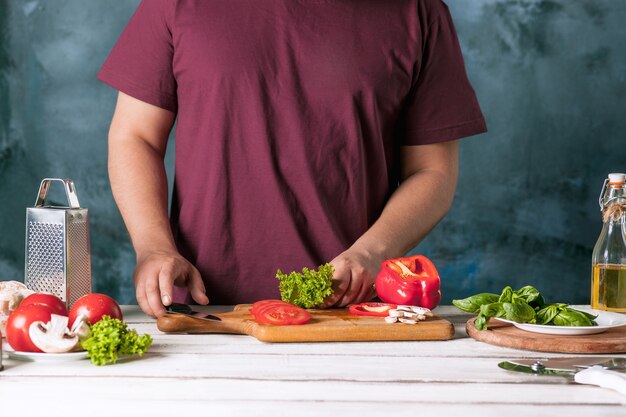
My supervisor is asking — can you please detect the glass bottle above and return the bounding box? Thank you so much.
[591,173,626,312]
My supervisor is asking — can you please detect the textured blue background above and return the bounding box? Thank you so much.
[0,1,624,304]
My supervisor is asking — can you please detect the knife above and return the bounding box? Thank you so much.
[158,304,248,334]
[499,357,626,396]
[165,302,222,321]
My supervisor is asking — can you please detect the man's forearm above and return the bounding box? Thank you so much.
[108,135,175,256]
[354,170,456,258]
[107,92,177,257]
[352,142,459,260]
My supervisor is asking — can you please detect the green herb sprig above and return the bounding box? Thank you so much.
[453,285,597,330]
[276,263,334,308]
[81,315,153,366]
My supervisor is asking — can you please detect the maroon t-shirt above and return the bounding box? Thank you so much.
[98,0,486,304]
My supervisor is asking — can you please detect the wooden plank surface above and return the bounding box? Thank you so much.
[1,305,625,417]
[156,304,455,342]
[466,317,626,353]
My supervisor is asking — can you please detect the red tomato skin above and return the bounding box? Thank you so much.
[20,293,68,316]
[5,304,54,352]
[68,293,122,326]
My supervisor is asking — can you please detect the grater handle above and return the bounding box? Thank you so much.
[34,178,81,208]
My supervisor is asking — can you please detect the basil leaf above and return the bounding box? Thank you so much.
[536,304,560,324]
[452,293,499,313]
[503,302,536,323]
[498,286,514,303]
[512,285,545,308]
[475,314,489,330]
[472,302,507,330]
[552,308,596,327]
[577,309,599,321]
[479,302,506,318]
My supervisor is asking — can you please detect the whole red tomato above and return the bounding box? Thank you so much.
[5,304,54,352]
[69,293,122,326]
[20,293,68,316]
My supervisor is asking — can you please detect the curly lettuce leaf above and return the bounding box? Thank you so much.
[276,263,334,308]
[81,315,153,366]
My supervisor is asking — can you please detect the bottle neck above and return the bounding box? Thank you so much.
[603,205,626,225]
[602,183,626,224]
[605,183,626,204]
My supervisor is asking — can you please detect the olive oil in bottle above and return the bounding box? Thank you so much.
[591,173,626,312]
[592,264,626,312]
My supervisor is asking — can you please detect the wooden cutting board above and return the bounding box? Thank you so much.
[466,317,626,353]
[157,305,454,342]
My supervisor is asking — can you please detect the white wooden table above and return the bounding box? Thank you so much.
[1,305,625,416]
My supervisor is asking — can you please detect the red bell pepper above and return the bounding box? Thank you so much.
[348,302,397,317]
[374,255,441,309]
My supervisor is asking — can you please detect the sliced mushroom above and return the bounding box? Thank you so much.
[409,306,433,316]
[68,314,90,351]
[29,314,79,353]
[386,305,432,324]
[388,309,404,318]
[398,317,418,325]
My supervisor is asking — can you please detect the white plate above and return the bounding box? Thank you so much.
[495,305,626,335]
[3,343,88,362]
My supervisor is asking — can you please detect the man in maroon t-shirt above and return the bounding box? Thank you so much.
[100,0,486,317]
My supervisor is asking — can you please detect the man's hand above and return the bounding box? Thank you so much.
[134,250,209,317]
[321,245,382,308]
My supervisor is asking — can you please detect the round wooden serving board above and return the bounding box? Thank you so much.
[466,317,626,353]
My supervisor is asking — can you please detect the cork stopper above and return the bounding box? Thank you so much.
[608,173,626,184]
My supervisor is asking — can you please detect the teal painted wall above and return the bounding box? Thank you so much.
[0,1,624,305]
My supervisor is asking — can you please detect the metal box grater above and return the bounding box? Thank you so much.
[25,178,92,306]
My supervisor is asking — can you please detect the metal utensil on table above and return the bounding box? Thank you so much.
[499,357,626,396]
[25,178,92,307]
[165,303,221,321]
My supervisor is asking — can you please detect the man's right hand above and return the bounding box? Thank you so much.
[133,250,209,317]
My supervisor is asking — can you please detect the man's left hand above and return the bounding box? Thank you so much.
[321,246,382,308]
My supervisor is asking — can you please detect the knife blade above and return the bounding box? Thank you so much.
[499,357,626,396]
[508,357,626,372]
[165,302,222,321]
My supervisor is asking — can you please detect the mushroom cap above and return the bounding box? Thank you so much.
[29,314,79,353]
[0,280,36,335]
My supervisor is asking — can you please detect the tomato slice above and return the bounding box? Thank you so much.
[349,302,397,317]
[254,304,311,325]
[250,300,289,316]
